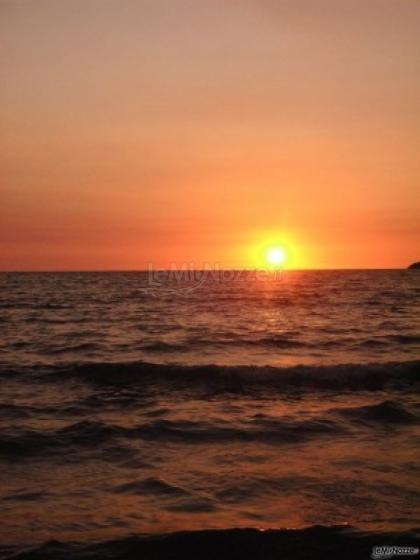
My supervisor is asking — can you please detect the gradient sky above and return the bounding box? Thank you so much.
[1,0,419,270]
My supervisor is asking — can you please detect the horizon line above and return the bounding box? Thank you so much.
[0,267,411,273]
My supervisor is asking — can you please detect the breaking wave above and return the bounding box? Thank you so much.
[2,360,418,393]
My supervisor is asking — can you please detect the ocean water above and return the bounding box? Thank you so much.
[0,270,419,559]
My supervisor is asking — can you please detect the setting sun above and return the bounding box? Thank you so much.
[246,236,298,270]
[265,246,287,268]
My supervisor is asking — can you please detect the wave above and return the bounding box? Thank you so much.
[113,477,190,497]
[337,400,418,425]
[9,331,418,358]
[1,397,417,462]
[0,420,127,459]
[356,335,420,348]
[139,335,308,353]
[246,335,306,348]
[3,359,417,393]
[134,416,343,444]
[47,343,101,355]
[0,415,346,461]
[386,334,420,345]
[2,526,419,560]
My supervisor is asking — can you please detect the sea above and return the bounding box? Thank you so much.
[0,270,419,559]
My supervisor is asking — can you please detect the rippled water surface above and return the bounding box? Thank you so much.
[0,271,419,555]
[1,270,419,366]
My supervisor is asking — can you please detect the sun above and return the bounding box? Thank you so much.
[265,246,287,268]
[247,235,295,269]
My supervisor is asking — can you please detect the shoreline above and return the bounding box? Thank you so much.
[2,525,419,560]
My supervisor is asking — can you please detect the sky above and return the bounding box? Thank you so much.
[1,0,419,270]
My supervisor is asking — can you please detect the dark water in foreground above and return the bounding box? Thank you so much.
[0,270,419,559]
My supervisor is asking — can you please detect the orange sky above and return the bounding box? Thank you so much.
[1,0,419,270]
